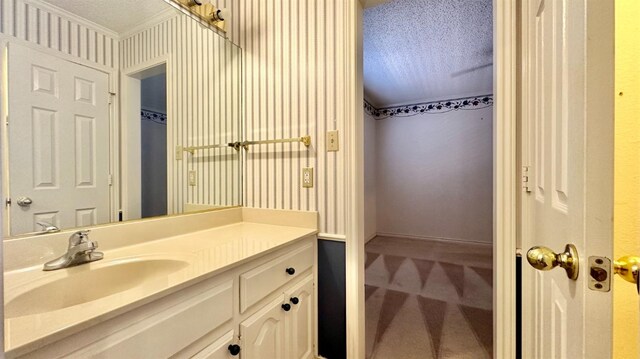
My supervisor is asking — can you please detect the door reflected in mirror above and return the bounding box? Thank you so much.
[2,0,242,237]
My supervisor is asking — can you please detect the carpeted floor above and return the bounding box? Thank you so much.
[365,236,493,359]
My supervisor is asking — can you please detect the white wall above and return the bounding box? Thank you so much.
[364,111,377,242]
[374,107,493,244]
[141,72,167,113]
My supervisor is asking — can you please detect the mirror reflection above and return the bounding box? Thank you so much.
[3,0,242,237]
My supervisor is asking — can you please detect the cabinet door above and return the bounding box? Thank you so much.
[285,275,315,359]
[240,297,286,359]
[192,330,238,359]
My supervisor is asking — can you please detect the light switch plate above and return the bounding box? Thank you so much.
[302,167,314,188]
[327,130,339,152]
[188,170,197,186]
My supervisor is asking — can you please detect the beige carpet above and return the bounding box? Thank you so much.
[365,236,493,359]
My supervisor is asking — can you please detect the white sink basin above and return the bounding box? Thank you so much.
[6,258,190,318]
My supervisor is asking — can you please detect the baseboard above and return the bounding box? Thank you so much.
[375,232,492,246]
[364,233,377,244]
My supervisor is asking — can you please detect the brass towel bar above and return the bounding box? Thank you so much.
[183,143,234,154]
[183,136,311,154]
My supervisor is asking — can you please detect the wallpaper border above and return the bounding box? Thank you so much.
[141,108,168,125]
[364,94,493,120]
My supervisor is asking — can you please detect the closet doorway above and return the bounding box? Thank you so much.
[362,1,494,358]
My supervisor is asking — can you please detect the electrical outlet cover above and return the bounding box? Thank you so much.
[303,167,314,188]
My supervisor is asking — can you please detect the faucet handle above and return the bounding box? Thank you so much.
[68,230,91,246]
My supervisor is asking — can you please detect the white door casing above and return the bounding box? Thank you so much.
[7,43,111,235]
[521,0,614,358]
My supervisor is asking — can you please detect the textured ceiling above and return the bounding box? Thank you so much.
[41,0,170,34]
[364,0,493,108]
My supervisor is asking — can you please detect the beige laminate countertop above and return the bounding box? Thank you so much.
[4,221,317,354]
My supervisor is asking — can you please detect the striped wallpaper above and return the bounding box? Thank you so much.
[0,0,349,235]
[0,0,118,69]
[120,12,242,214]
[216,0,348,236]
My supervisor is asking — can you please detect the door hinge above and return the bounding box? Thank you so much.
[108,174,113,186]
[108,92,116,105]
[522,166,532,193]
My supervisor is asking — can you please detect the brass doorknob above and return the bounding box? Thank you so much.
[526,244,579,280]
[614,255,640,293]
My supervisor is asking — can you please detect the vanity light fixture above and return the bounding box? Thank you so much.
[189,0,209,6]
[178,0,228,29]
[210,8,229,23]
[188,0,227,24]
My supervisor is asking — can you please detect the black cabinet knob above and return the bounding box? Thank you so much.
[228,344,241,356]
[282,303,291,311]
[290,297,299,305]
[285,267,296,275]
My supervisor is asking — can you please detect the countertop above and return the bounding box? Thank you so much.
[4,217,317,355]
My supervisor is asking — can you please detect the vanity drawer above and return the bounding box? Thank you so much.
[240,243,313,313]
[69,280,234,359]
[191,330,236,359]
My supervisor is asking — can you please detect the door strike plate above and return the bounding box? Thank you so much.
[588,256,611,292]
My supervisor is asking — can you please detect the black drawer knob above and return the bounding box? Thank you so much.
[282,303,291,311]
[290,297,299,305]
[285,267,296,275]
[228,344,241,356]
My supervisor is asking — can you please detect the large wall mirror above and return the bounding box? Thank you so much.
[1,0,242,237]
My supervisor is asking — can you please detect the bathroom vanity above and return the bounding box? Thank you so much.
[4,208,318,358]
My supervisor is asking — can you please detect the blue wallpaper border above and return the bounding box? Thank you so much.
[364,94,493,120]
[141,108,167,125]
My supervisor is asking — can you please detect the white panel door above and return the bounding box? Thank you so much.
[521,0,614,358]
[7,43,110,235]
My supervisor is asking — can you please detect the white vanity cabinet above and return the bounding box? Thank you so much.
[14,236,317,359]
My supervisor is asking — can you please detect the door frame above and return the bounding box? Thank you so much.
[342,0,518,357]
[0,36,118,237]
[121,55,171,221]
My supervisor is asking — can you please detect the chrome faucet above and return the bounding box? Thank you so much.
[43,230,104,271]
[36,222,60,235]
